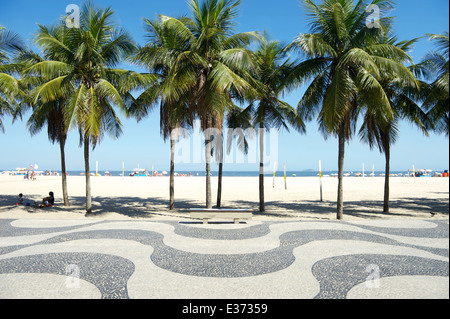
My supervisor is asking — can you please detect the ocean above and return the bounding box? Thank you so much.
[60,170,412,177]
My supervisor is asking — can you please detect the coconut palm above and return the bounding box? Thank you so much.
[249,35,306,212]
[215,104,254,208]
[131,16,192,210]
[159,0,259,208]
[359,36,431,213]
[291,0,400,219]
[0,26,24,131]
[164,102,192,210]
[29,2,152,213]
[420,32,449,136]
[19,49,71,206]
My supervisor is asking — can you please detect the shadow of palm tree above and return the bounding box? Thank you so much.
[0,193,448,220]
[264,196,449,219]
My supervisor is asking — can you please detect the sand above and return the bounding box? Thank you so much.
[0,174,448,221]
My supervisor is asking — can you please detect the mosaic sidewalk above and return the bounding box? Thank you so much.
[0,218,448,299]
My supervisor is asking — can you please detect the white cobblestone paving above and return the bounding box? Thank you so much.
[0,218,448,299]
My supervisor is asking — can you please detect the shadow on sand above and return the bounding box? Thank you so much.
[1,192,448,220]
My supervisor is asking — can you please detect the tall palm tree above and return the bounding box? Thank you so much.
[359,36,431,213]
[0,26,24,131]
[249,35,306,212]
[131,15,192,210]
[420,32,449,136]
[216,104,254,208]
[291,0,399,219]
[159,0,259,208]
[164,102,192,210]
[29,2,151,214]
[20,49,71,206]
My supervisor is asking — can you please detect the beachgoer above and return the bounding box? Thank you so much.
[40,191,55,207]
[17,193,24,205]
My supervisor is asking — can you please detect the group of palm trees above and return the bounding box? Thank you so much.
[0,0,448,219]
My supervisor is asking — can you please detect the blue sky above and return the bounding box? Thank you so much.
[0,0,448,173]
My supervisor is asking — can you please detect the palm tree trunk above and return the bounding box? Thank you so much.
[84,134,92,214]
[59,135,69,206]
[336,124,345,220]
[205,120,212,209]
[259,122,265,212]
[383,137,390,213]
[217,162,223,208]
[216,132,223,208]
[169,137,175,210]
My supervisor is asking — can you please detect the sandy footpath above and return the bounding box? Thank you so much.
[0,174,448,221]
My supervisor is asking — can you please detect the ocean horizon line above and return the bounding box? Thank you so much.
[3,169,442,178]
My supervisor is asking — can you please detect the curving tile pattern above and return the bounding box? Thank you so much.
[312,254,449,299]
[0,252,133,299]
[0,218,448,299]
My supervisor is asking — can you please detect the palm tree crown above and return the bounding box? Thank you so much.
[0,26,24,132]
[420,32,449,136]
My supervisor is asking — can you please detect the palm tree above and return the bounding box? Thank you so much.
[159,0,259,208]
[165,103,192,210]
[291,0,399,219]
[0,26,24,131]
[359,36,431,213]
[20,49,71,206]
[216,104,254,208]
[249,35,306,212]
[131,15,193,210]
[29,2,151,214]
[420,32,449,136]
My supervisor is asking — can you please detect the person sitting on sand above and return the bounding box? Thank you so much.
[17,193,24,205]
[40,191,55,207]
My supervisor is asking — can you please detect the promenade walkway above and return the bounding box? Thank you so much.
[0,218,448,299]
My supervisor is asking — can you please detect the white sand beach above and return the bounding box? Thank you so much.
[0,174,448,221]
